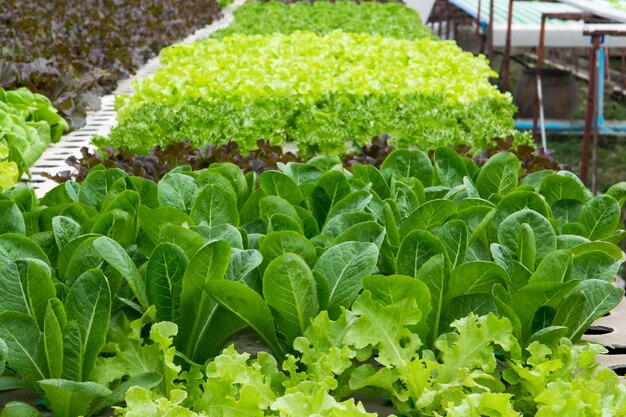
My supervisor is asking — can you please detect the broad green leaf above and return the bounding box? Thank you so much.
[0,233,50,267]
[313,242,378,318]
[539,174,585,205]
[447,261,508,300]
[510,281,578,342]
[364,274,432,338]
[259,230,317,268]
[225,249,263,285]
[179,240,231,361]
[0,312,46,386]
[311,170,351,225]
[0,200,25,235]
[529,250,573,284]
[321,212,376,239]
[146,243,188,323]
[295,206,320,238]
[0,338,6,375]
[93,236,147,309]
[52,216,82,251]
[87,372,162,417]
[78,168,127,210]
[137,205,194,245]
[554,280,623,341]
[0,401,43,417]
[192,223,244,249]
[521,170,553,191]
[606,181,626,206]
[475,152,520,198]
[90,209,135,248]
[568,241,624,260]
[562,222,588,237]
[65,269,111,381]
[263,253,319,347]
[268,213,303,235]
[551,199,582,227]
[259,170,303,205]
[518,223,536,271]
[580,195,620,240]
[401,199,457,237]
[61,321,83,382]
[102,190,140,219]
[205,280,284,357]
[281,161,324,185]
[434,146,469,187]
[380,149,433,186]
[441,294,498,335]
[416,254,449,344]
[557,234,590,249]
[39,379,111,417]
[391,180,420,219]
[353,163,391,199]
[332,221,385,248]
[397,230,445,278]
[207,163,249,207]
[12,260,54,328]
[0,263,32,319]
[489,190,550,239]
[326,191,373,221]
[44,302,64,379]
[571,250,621,282]
[130,177,159,209]
[498,209,556,259]
[456,207,494,244]
[159,224,205,260]
[158,172,201,212]
[438,219,468,269]
[190,183,239,227]
[259,195,302,228]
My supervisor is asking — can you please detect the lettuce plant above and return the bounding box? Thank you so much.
[0,0,223,128]
[0,87,69,191]
[211,1,435,40]
[116,286,626,416]
[108,31,517,155]
[0,149,624,415]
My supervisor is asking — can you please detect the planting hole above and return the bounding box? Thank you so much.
[584,325,614,335]
[610,365,626,377]
[604,345,626,355]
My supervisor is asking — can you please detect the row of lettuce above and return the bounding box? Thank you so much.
[1,148,626,416]
[1,1,626,416]
[0,88,69,192]
[0,0,224,129]
[99,0,525,157]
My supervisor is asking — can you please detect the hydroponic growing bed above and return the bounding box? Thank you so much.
[2,1,626,416]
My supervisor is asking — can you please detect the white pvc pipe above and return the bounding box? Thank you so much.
[404,0,437,24]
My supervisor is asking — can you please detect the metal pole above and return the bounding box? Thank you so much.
[621,48,626,88]
[488,0,494,62]
[476,0,482,36]
[581,35,600,185]
[502,0,514,91]
[593,46,605,194]
[533,15,547,141]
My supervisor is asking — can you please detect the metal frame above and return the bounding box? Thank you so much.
[580,26,626,190]
[531,12,595,148]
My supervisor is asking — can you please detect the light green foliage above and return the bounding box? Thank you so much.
[107,30,518,155]
[117,285,626,417]
[212,1,434,40]
[0,87,68,191]
[1,149,625,415]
